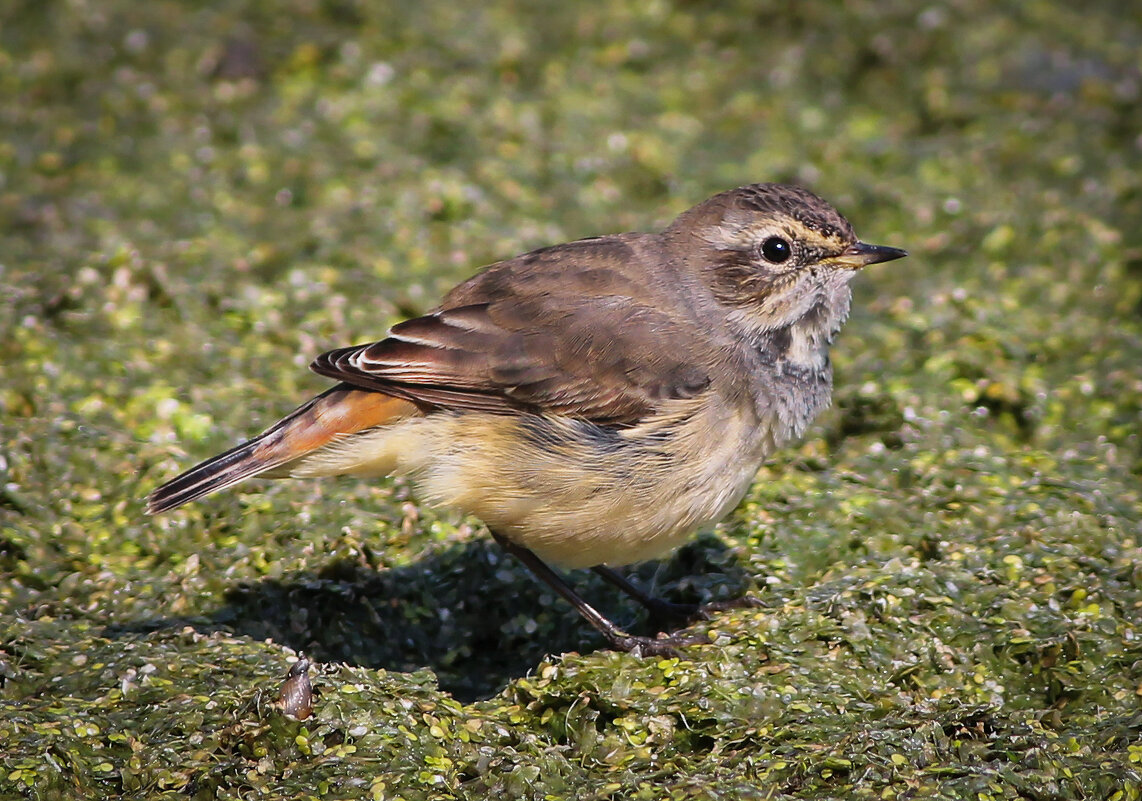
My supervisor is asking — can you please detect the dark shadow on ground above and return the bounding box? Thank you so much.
[104,534,756,702]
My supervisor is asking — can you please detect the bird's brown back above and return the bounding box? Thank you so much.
[311,231,733,426]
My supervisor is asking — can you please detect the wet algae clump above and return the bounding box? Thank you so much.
[2,0,1141,798]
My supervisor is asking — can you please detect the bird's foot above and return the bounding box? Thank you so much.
[690,594,764,620]
[644,594,763,630]
[606,629,712,658]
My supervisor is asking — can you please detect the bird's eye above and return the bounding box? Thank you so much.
[761,237,791,264]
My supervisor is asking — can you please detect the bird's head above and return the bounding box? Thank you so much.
[668,183,906,334]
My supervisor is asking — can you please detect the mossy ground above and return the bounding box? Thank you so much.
[2,1,1141,798]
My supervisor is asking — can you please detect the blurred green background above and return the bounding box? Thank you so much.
[2,1,1140,798]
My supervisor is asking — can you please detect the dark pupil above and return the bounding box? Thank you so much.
[762,237,791,263]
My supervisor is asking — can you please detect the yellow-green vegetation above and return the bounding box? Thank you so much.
[2,0,1140,798]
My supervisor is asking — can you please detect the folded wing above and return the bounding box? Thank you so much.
[311,239,713,427]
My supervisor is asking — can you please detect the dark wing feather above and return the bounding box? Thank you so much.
[310,238,713,426]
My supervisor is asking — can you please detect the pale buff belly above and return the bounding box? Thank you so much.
[284,398,778,569]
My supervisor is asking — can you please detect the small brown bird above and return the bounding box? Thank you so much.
[146,183,905,656]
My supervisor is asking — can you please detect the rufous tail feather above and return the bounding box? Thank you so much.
[145,385,416,514]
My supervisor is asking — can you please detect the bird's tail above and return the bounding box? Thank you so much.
[145,385,417,514]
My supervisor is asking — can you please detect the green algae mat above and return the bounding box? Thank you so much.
[2,1,1141,798]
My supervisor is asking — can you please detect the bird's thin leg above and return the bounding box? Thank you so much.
[491,532,708,657]
[591,565,701,627]
[593,565,764,627]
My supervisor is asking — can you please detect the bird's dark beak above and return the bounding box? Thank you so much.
[832,242,908,269]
